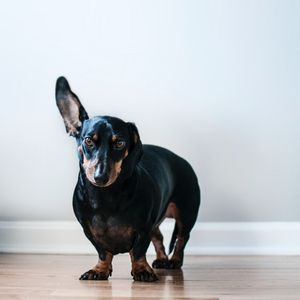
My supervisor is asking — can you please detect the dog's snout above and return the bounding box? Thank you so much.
[94,162,109,184]
[98,162,105,174]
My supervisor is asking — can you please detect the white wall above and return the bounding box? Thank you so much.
[0,0,299,222]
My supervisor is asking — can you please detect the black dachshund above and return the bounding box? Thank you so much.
[55,77,200,282]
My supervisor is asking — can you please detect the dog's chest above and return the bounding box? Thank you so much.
[88,215,136,254]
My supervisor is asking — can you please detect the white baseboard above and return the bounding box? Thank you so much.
[0,221,300,255]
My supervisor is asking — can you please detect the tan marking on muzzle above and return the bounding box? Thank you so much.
[104,149,129,186]
[124,149,129,158]
[105,150,128,186]
[78,146,98,185]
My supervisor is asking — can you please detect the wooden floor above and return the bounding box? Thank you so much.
[0,254,300,299]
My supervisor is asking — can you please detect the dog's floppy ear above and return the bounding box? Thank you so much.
[127,122,143,162]
[55,76,89,137]
[121,123,143,178]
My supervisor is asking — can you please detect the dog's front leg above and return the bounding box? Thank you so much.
[79,227,113,280]
[130,233,158,282]
[80,251,113,280]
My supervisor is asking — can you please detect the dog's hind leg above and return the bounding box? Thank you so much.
[166,191,200,269]
[151,226,169,269]
[167,223,189,269]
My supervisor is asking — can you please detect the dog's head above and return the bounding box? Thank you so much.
[55,76,143,187]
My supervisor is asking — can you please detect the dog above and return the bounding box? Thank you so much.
[55,76,200,282]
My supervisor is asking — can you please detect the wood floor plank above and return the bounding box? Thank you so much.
[0,254,299,299]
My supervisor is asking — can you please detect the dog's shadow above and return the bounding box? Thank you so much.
[131,268,185,298]
[151,268,184,283]
[80,268,185,299]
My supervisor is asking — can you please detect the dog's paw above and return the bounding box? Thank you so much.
[152,258,169,269]
[131,269,158,282]
[79,269,110,280]
[166,259,182,269]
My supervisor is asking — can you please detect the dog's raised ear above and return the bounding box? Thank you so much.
[55,76,89,137]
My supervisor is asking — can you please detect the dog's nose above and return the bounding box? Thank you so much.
[94,174,109,185]
[94,163,109,184]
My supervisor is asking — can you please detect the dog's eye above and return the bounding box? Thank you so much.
[84,137,94,148]
[113,140,126,150]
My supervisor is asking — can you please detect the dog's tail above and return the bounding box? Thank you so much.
[169,222,178,254]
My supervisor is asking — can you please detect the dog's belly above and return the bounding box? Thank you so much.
[88,215,136,255]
